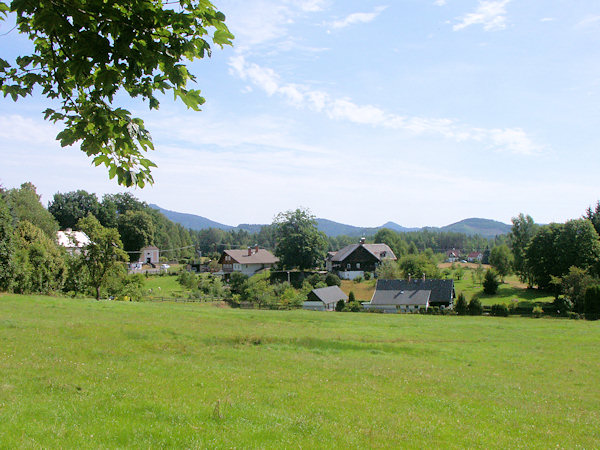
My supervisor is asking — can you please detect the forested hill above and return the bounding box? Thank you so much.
[150,204,232,231]
[151,205,511,238]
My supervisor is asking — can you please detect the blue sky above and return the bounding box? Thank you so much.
[1,0,599,227]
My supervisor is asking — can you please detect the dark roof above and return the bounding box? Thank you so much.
[374,279,455,304]
[308,286,348,305]
[371,289,431,306]
[331,243,396,262]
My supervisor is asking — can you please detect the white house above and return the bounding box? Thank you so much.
[218,245,279,277]
[56,229,90,255]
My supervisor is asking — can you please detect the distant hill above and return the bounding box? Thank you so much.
[150,205,511,238]
[439,218,512,238]
[149,204,233,231]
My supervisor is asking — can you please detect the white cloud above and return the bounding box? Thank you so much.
[434,0,447,6]
[453,0,510,32]
[540,17,555,23]
[576,15,600,29]
[228,57,543,156]
[329,6,387,30]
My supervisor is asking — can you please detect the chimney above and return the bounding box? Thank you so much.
[255,244,259,253]
[247,247,252,256]
[408,273,411,282]
[360,237,366,245]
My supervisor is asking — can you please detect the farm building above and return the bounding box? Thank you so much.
[139,245,160,265]
[218,245,279,277]
[327,238,396,280]
[303,286,348,311]
[365,278,456,313]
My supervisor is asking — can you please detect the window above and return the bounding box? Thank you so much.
[347,263,351,269]
[356,263,360,269]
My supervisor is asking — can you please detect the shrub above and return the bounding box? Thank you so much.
[491,303,509,317]
[483,269,499,295]
[348,291,356,303]
[468,298,483,315]
[177,270,197,290]
[584,285,600,321]
[532,306,543,318]
[335,299,345,312]
[567,311,582,320]
[455,292,468,315]
[353,276,363,284]
[347,301,362,312]
[325,273,341,287]
[363,272,371,280]
[306,273,324,287]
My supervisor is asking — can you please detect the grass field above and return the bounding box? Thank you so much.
[453,274,554,306]
[1,294,599,447]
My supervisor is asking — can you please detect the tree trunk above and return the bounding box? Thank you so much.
[96,285,100,300]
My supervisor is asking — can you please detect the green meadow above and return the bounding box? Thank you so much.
[1,295,599,448]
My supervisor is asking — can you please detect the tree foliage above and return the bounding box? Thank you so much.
[4,182,58,238]
[0,0,233,187]
[489,244,513,281]
[48,190,100,229]
[0,195,15,291]
[77,214,127,299]
[454,292,468,315]
[526,220,600,289]
[483,269,499,295]
[273,209,327,270]
[584,284,600,321]
[509,214,537,285]
[12,220,66,294]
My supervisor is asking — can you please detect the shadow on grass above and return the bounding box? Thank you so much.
[202,334,435,356]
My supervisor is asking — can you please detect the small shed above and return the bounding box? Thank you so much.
[139,245,160,264]
[303,286,348,311]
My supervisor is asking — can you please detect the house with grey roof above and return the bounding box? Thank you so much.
[303,286,348,311]
[365,278,455,313]
[218,245,279,277]
[327,238,396,280]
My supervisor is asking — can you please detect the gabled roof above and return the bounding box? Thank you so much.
[308,286,348,305]
[56,230,90,248]
[374,279,455,304]
[468,251,482,257]
[371,289,431,306]
[140,245,159,251]
[331,243,396,262]
[220,249,279,265]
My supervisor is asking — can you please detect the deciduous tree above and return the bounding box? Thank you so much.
[0,0,233,186]
[77,214,127,300]
[273,209,327,270]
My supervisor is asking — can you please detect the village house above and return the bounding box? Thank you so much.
[302,285,348,311]
[56,229,90,255]
[467,251,483,262]
[327,238,396,280]
[218,245,279,277]
[365,278,456,313]
[446,249,461,263]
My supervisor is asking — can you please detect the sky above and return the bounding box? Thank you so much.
[1,0,599,228]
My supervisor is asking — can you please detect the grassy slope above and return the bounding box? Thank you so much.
[454,274,554,306]
[1,295,599,448]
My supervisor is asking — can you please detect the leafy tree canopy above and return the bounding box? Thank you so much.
[273,208,327,270]
[0,0,233,187]
[48,189,100,229]
[3,182,58,238]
